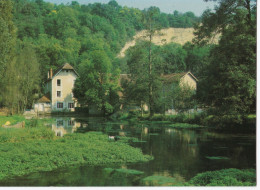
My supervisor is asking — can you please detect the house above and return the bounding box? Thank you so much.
[161,72,198,114]
[118,72,198,113]
[161,71,198,90]
[34,63,79,114]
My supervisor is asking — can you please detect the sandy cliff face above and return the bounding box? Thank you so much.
[118,28,195,58]
[118,27,219,58]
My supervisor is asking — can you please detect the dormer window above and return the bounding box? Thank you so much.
[57,79,61,86]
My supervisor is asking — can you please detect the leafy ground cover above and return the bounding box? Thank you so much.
[0,124,153,181]
[169,123,204,129]
[141,175,184,186]
[187,168,256,186]
[0,115,25,126]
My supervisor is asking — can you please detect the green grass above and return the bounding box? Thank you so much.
[141,175,184,186]
[0,117,55,143]
[0,128,153,181]
[0,115,25,126]
[169,123,204,129]
[205,156,229,160]
[188,168,256,186]
[114,168,144,175]
[248,114,256,119]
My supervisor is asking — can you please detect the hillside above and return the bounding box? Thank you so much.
[118,28,195,58]
[118,27,219,58]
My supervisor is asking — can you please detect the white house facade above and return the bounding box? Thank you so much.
[34,63,79,114]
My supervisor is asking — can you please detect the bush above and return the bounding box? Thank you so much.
[75,107,89,114]
[128,110,139,118]
[188,168,256,186]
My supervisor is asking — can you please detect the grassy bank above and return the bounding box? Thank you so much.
[0,118,153,181]
[169,123,204,129]
[0,115,25,126]
[113,111,256,131]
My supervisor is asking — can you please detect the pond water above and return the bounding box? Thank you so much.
[0,116,256,186]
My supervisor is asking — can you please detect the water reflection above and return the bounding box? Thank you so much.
[52,117,81,136]
[0,116,255,186]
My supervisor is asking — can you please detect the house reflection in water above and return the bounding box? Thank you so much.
[52,117,81,136]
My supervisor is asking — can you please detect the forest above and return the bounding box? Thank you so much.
[0,0,256,127]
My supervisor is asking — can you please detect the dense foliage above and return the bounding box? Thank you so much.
[0,125,153,180]
[0,0,201,114]
[188,168,256,186]
[194,0,256,122]
[0,0,256,126]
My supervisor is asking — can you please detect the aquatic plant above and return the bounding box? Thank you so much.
[104,168,144,175]
[188,168,256,186]
[115,168,144,175]
[141,175,184,186]
[169,123,204,129]
[0,130,153,181]
[205,156,229,160]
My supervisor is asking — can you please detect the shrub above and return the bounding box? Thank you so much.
[169,123,204,129]
[128,110,139,118]
[188,168,256,186]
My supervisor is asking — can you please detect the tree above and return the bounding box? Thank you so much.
[193,0,256,45]
[158,43,187,74]
[170,83,196,114]
[142,7,161,117]
[16,42,41,112]
[194,0,256,121]
[183,42,211,77]
[73,50,120,115]
[0,0,17,110]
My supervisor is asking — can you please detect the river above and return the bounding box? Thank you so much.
[0,116,256,186]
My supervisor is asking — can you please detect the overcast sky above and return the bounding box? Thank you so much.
[45,0,217,16]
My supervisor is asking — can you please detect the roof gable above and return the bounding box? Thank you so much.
[37,92,51,103]
[161,72,198,84]
[52,63,79,78]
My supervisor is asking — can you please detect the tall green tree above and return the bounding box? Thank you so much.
[16,42,41,112]
[194,0,256,120]
[125,40,163,115]
[0,0,17,110]
[142,7,162,117]
[73,50,120,115]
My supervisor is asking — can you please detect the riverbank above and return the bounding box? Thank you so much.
[112,111,256,132]
[0,116,153,181]
[0,115,256,186]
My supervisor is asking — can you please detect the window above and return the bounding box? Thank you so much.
[68,103,74,109]
[57,79,61,86]
[57,120,63,126]
[68,120,74,126]
[57,102,63,108]
[57,91,61,97]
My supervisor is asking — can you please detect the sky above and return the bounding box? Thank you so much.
[45,0,217,16]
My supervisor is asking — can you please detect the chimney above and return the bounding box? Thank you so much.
[50,68,53,79]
